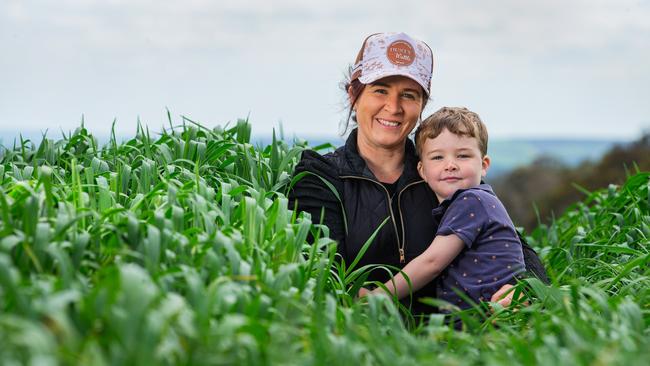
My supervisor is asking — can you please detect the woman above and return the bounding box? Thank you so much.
[289,32,547,316]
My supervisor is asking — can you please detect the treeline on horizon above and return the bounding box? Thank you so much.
[492,132,650,232]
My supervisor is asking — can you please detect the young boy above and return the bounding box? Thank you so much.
[360,107,526,310]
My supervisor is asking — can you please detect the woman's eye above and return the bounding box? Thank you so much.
[401,92,416,100]
[373,88,388,94]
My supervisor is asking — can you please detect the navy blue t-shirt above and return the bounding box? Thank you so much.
[432,184,525,310]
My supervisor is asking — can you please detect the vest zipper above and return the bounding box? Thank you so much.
[340,176,425,264]
[397,180,426,263]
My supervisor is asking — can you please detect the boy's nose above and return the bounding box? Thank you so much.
[445,161,458,171]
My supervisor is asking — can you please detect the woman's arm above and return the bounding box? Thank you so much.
[370,234,465,299]
[288,150,346,244]
[519,234,549,284]
[488,235,547,307]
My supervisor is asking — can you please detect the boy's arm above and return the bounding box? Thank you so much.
[372,234,465,299]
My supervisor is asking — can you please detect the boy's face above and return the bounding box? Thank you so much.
[417,128,490,202]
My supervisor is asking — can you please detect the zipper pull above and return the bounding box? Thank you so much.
[399,248,405,264]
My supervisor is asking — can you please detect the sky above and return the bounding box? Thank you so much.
[1,0,649,142]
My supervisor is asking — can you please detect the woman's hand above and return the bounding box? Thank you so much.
[491,284,514,307]
[357,287,370,298]
[490,284,528,307]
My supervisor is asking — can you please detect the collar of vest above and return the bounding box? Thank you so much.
[338,128,423,187]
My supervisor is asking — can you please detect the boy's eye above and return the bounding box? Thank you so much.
[430,155,443,160]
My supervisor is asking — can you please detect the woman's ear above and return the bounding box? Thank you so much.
[481,155,491,177]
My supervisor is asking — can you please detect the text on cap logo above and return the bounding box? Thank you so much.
[386,40,415,66]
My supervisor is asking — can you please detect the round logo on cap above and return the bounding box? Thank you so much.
[386,40,415,66]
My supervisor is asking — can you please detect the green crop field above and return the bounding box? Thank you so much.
[0,119,648,365]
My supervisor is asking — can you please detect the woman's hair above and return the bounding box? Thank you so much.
[339,67,430,135]
[339,67,366,134]
[415,107,489,157]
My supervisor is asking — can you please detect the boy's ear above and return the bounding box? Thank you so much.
[481,155,491,177]
[417,161,426,181]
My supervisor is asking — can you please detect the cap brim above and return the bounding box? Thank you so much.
[359,71,430,97]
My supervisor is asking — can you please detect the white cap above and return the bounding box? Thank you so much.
[351,32,434,96]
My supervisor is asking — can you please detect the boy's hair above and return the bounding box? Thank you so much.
[415,106,489,157]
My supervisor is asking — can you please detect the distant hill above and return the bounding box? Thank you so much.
[487,138,623,177]
[491,133,650,232]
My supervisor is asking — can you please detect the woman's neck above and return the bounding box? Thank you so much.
[357,137,405,184]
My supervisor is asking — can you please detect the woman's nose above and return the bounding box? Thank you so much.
[383,94,403,114]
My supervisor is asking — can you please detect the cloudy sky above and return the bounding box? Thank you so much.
[1,0,649,141]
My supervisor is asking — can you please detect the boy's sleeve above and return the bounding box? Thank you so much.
[436,192,487,248]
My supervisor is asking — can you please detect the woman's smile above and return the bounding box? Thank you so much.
[376,118,401,128]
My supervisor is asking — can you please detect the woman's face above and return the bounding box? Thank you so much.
[351,75,424,151]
